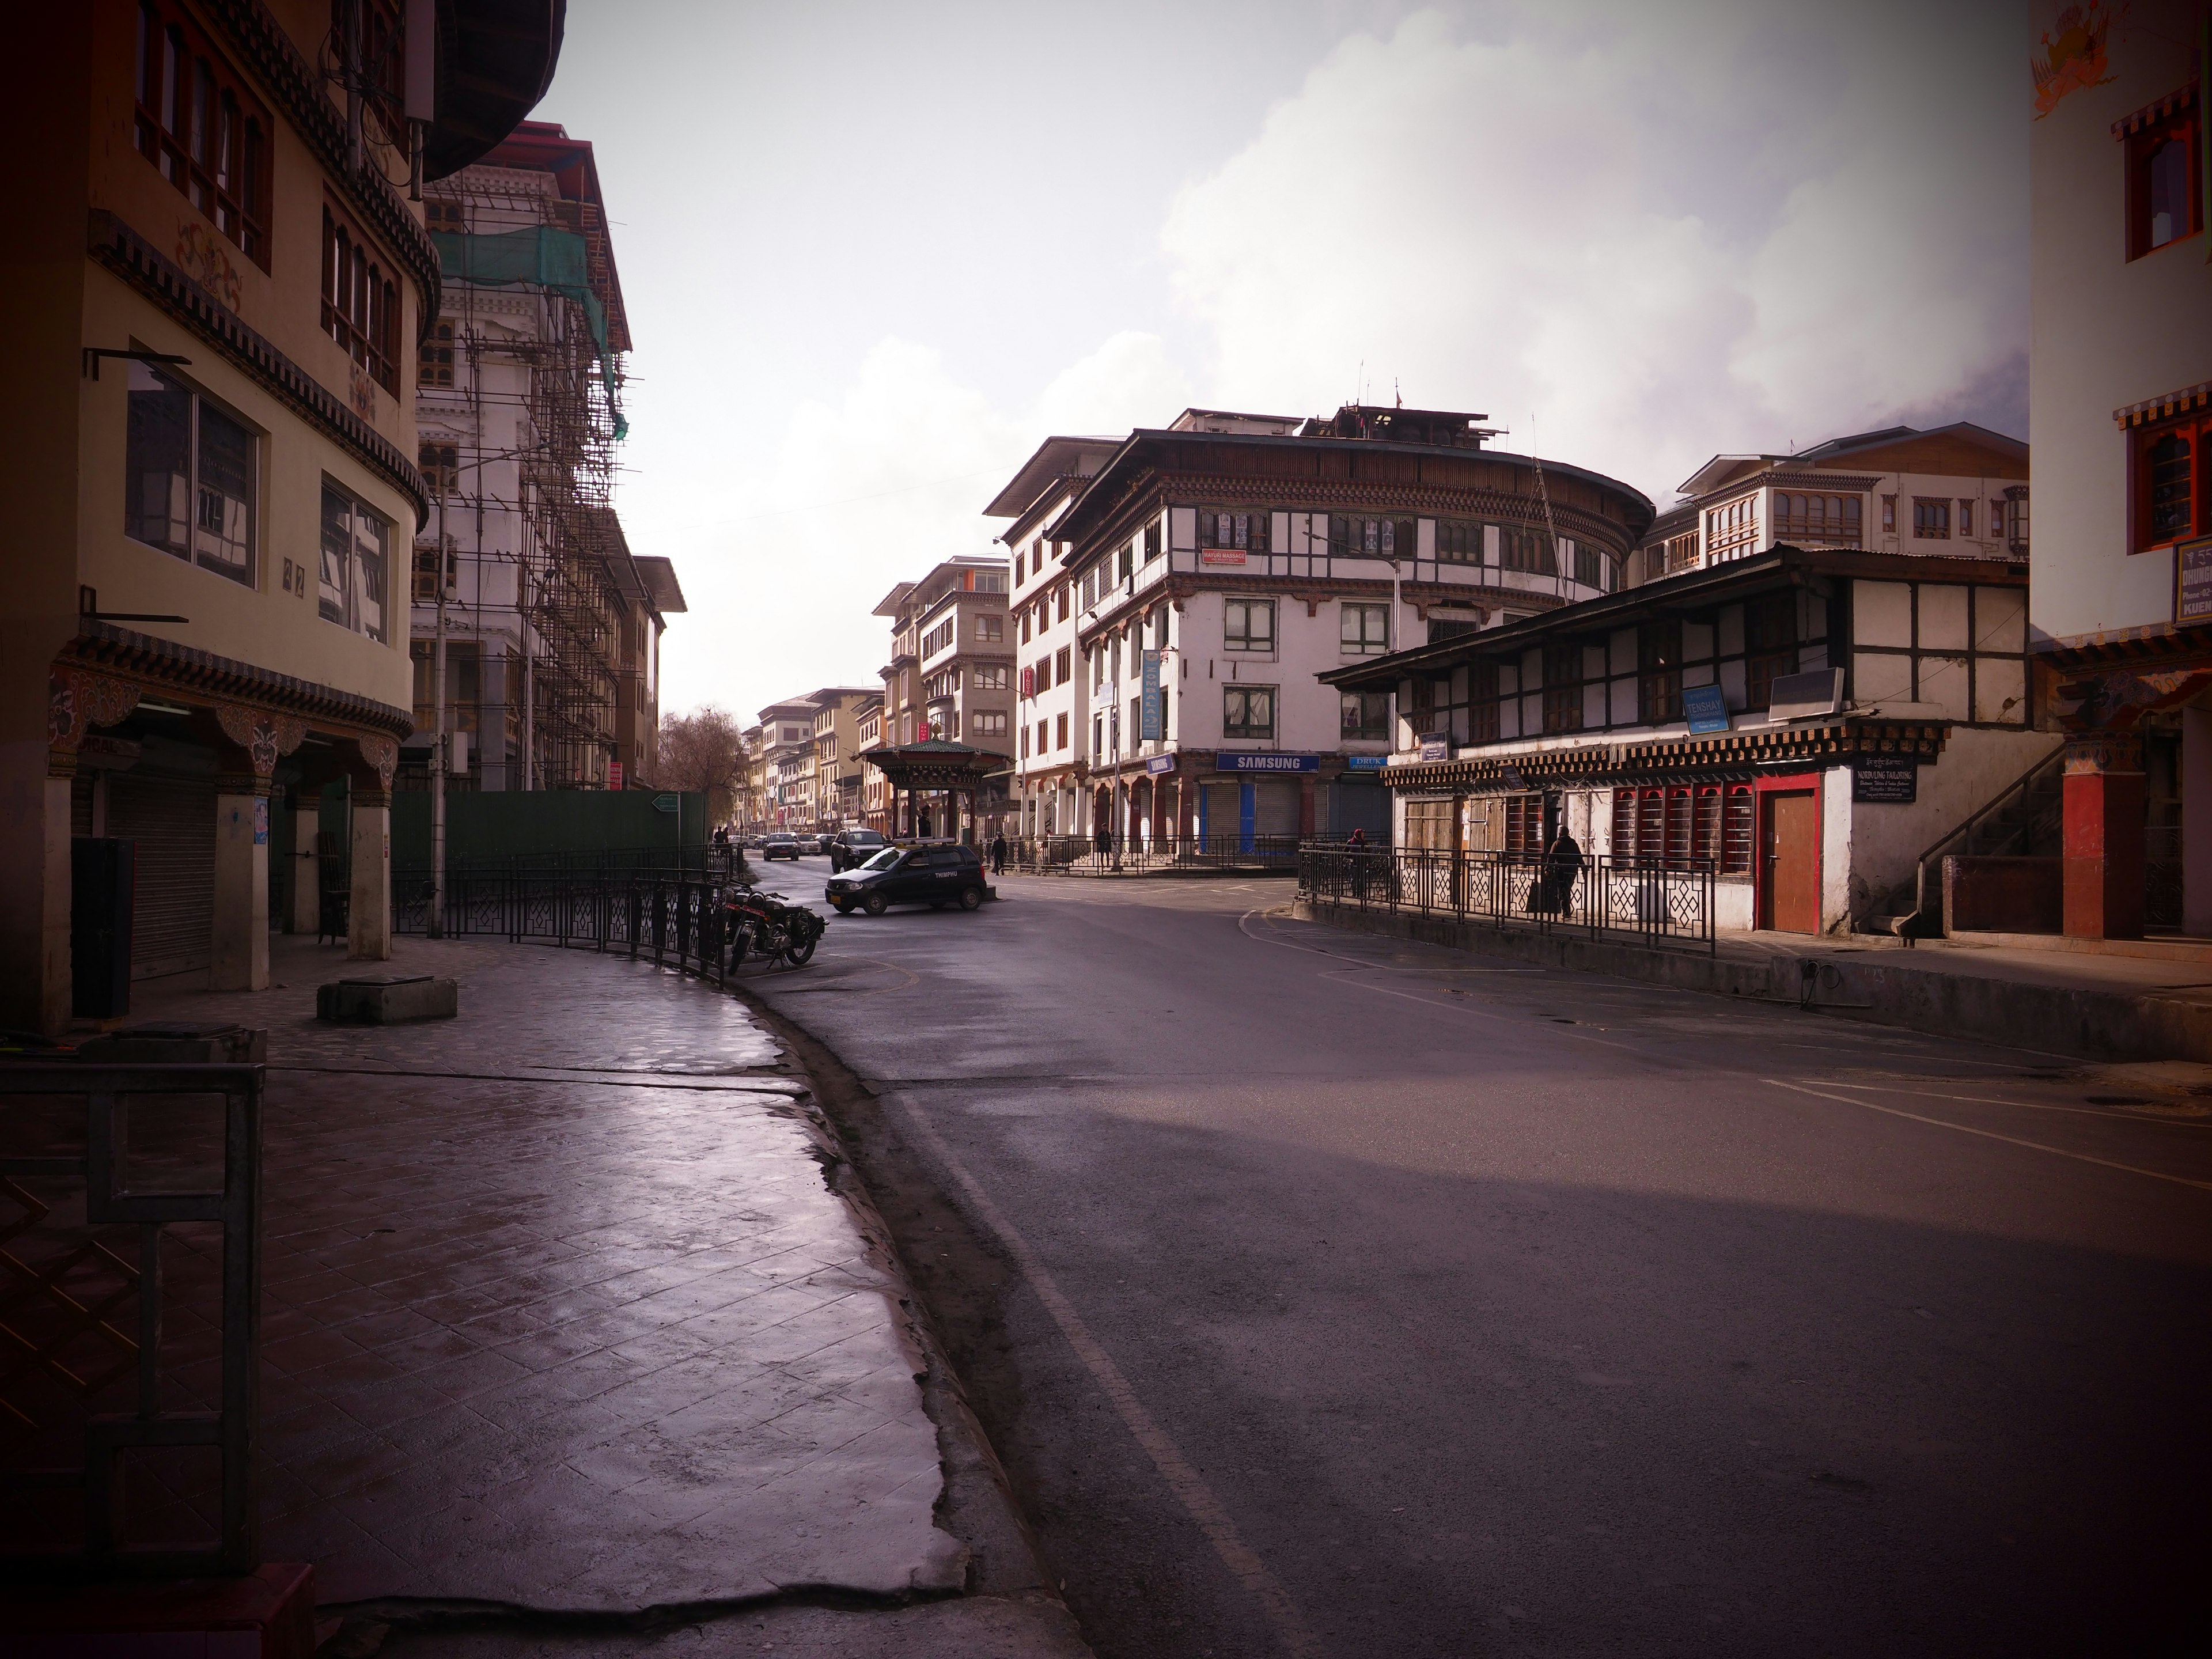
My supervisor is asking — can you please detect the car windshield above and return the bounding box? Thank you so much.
[849,832,884,845]
[858,849,903,872]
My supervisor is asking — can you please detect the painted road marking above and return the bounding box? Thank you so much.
[1765,1078,2212,1192]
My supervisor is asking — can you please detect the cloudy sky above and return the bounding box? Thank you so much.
[531,0,2028,726]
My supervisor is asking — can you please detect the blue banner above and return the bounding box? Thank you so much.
[1141,650,1163,741]
[1342,755,1388,771]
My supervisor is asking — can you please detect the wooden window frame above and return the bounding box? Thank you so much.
[1497,524,1555,575]
[1638,620,1683,724]
[1435,519,1483,563]
[2124,94,2202,260]
[1541,642,1583,735]
[1329,515,1414,560]
[323,201,400,393]
[2133,408,2207,552]
[134,1,272,270]
[1744,592,1798,711]
[1340,601,1391,656]
[1912,497,1952,540]
[1223,684,1277,739]
[1771,492,1863,544]
[1340,690,1389,740]
[1224,598,1275,652]
[419,319,456,389]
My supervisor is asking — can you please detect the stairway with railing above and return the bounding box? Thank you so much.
[1869,747,2065,937]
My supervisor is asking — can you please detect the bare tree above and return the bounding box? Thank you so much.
[657,705,749,825]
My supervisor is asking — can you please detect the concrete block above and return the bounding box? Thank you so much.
[0,1562,316,1658]
[75,1021,267,1064]
[316,973,458,1024]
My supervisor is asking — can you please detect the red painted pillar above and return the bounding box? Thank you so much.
[2063,735,2146,940]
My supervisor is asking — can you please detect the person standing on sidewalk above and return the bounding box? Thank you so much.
[990,830,1007,874]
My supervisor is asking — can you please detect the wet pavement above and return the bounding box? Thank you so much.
[742,870,2212,1659]
[134,934,1086,1656]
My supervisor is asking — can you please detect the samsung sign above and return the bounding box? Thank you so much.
[1216,753,1321,774]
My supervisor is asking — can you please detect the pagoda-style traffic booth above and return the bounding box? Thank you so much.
[862,739,1010,844]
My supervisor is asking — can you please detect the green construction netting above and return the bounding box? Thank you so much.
[431,228,627,438]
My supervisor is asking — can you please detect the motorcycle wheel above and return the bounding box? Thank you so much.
[728,925,749,969]
[784,935,817,966]
[862,891,888,916]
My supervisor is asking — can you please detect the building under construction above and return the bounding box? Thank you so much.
[409,120,681,794]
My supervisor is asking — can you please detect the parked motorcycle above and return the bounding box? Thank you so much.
[720,883,827,969]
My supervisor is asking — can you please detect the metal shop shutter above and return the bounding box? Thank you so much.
[1254,778,1301,836]
[1202,781,1241,836]
[107,771,215,978]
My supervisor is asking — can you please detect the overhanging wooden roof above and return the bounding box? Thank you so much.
[1380,717,1949,791]
[861,739,1013,789]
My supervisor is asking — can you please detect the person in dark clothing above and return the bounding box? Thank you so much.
[989,832,1007,874]
[1095,822,1113,861]
[1541,828,1584,915]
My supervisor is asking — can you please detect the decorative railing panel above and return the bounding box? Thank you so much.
[0,1064,262,1578]
[1299,846,1715,953]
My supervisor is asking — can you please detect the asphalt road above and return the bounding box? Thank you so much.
[740,859,2212,1658]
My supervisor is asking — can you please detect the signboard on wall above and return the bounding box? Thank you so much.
[1199,548,1247,566]
[1343,755,1388,771]
[1216,752,1319,773]
[1145,753,1175,775]
[1141,650,1163,740]
[1851,756,1919,804]
[608,760,624,791]
[1681,683,1730,735]
[2176,536,2212,623]
[1419,735,1450,762]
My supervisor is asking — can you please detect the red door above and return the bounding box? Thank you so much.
[1760,790,1820,933]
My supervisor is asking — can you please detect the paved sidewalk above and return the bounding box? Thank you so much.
[1295,895,2212,1062]
[134,936,1084,1654]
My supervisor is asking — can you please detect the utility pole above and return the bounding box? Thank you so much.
[429,482,449,938]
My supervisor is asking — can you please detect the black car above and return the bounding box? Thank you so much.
[762,834,801,861]
[825,827,888,872]
[826,843,988,915]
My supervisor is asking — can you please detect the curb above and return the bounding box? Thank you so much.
[1293,898,2212,1063]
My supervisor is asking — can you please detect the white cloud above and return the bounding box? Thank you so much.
[1159,2,2026,498]
[653,331,1190,722]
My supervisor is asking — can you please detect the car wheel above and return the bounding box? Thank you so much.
[862,891,888,916]
[959,885,984,911]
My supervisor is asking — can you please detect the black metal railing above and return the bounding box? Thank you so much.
[0,1063,264,1577]
[1299,845,1716,953]
[390,865,834,997]
[1009,832,1341,875]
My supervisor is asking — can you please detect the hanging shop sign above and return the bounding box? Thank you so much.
[1216,752,1319,773]
[1141,650,1164,740]
[1851,756,1919,804]
[1682,683,1731,734]
[1145,753,1176,775]
[2176,536,2212,623]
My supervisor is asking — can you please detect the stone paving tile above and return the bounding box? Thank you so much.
[135,935,966,1612]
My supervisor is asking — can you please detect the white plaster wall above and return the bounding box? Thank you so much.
[1830,725,2062,927]
[2029,0,2212,642]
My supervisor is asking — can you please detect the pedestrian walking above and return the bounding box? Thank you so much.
[990,831,1007,874]
[1537,825,1584,916]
